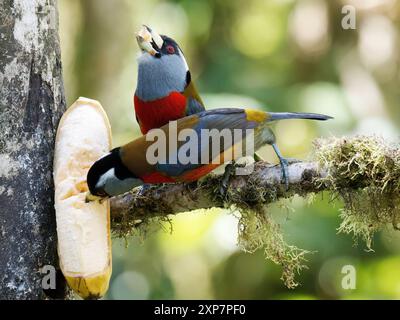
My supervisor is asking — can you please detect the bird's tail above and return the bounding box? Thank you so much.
[268,112,333,121]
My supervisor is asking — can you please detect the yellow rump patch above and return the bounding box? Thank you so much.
[245,109,268,123]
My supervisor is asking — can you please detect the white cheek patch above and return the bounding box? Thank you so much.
[96,168,116,189]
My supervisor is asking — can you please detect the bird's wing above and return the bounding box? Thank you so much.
[186,97,205,115]
[155,108,267,178]
[121,108,271,181]
[183,81,205,115]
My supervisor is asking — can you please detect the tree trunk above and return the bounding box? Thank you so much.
[0,0,67,299]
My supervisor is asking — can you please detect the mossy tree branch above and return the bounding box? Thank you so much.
[110,136,400,233]
[109,136,400,288]
[110,161,326,230]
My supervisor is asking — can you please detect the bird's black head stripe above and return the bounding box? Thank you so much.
[186,71,191,86]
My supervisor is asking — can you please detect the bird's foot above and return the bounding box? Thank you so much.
[279,158,290,190]
[219,161,246,198]
[280,158,301,190]
[271,143,299,191]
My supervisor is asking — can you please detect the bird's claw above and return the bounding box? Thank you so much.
[280,158,301,190]
[219,163,235,198]
[219,161,246,198]
[280,158,289,191]
[271,143,298,192]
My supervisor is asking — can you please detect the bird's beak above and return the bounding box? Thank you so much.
[135,25,164,57]
[85,191,103,203]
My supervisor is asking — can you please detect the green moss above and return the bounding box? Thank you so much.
[111,185,175,242]
[315,136,400,249]
[238,209,309,288]
[113,215,172,246]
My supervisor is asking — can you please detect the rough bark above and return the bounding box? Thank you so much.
[110,162,327,231]
[0,0,67,299]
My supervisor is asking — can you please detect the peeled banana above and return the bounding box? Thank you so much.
[53,97,112,299]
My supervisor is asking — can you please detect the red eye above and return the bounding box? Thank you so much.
[166,45,175,54]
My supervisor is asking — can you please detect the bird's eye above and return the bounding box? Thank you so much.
[166,45,175,54]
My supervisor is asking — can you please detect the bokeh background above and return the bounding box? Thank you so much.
[59,0,400,299]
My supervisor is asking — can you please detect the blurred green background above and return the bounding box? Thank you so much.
[59,0,400,299]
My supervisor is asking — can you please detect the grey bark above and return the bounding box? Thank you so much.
[0,0,67,299]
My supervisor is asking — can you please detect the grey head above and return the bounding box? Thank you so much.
[135,25,190,101]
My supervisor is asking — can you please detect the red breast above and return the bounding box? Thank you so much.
[179,163,220,182]
[140,164,220,184]
[134,92,187,134]
[141,171,176,184]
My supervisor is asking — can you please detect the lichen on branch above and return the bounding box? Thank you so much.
[110,135,400,288]
[315,136,400,249]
